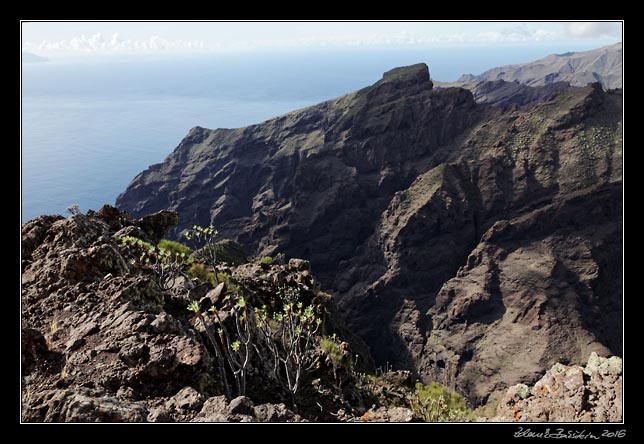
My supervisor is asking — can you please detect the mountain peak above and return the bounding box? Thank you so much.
[381,63,430,82]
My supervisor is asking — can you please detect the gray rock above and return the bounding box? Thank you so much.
[147,407,172,423]
[21,214,65,259]
[252,403,301,423]
[192,396,230,422]
[113,225,147,241]
[288,258,310,272]
[358,406,415,422]
[118,335,149,366]
[505,384,530,403]
[65,337,85,352]
[22,389,148,422]
[169,387,204,411]
[228,396,254,415]
[202,282,225,307]
[491,353,622,422]
[149,312,181,334]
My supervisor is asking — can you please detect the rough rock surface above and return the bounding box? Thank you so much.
[351,406,415,423]
[490,353,622,422]
[449,79,573,109]
[21,207,369,422]
[21,208,622,422]
[115,63,622,407]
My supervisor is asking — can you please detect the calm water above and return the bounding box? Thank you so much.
[21,45,604,221]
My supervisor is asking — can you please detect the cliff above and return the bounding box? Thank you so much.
[114,63,622,409]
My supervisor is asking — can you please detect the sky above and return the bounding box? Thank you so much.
[22,21,622,56]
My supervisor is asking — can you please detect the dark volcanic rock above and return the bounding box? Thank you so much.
[21,208,374,422]
[117,63,478,278]
[458,79,573,109]
[21,209,209,421]
[422,183,622,405]
[116,63,622,407]
[136,210,180,245]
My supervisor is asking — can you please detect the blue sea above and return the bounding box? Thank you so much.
[21,45,606,222]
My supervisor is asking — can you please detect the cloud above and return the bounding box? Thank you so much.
[24,23,619,56]
[472,26,559,44]
[565,22,621,39]
[22,32,205,54]
[495,25,560,42]
[236,27,561,50]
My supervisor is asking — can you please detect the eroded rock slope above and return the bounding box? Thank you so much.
[116,63,622,406]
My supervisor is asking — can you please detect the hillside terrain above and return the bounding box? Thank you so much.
[456,43,622,90]
[115,62,622,410]
[21,206,622,422]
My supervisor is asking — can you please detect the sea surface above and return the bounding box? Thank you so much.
[21,45,604,221]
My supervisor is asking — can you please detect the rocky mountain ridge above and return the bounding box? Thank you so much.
[457,43,622,90]
[116,62,622,409]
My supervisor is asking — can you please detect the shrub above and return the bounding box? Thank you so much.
[355,370,414,410]
[215,272,240,293]
[259,256,273,265]
[183,225,219,268]
[273,252,286,265]
[320,335,348,369]
[192,240,247,266]
[254,286,322,399]
[186,263,216,286]
[320,334,352,400]
[119,235,154,251]
[188,300,232,398]
[158,239,192,260]
[119,235,184,291]
[408,382,474,422]
[188,294,253,398]
[474,392,502,419]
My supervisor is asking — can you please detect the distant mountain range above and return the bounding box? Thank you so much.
[456,43,622,90]
[22,52,48,63]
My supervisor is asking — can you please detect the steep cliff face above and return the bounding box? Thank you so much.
[117,64,479,281]
[117,64,622,405]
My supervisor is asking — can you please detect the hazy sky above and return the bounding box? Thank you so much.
[22,21,622,56]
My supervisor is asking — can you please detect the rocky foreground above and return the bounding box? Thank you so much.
[21,207,621,422]
[490,353,622,422]
[21,207,361,422]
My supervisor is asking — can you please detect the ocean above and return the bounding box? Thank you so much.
[21,45,605,222]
